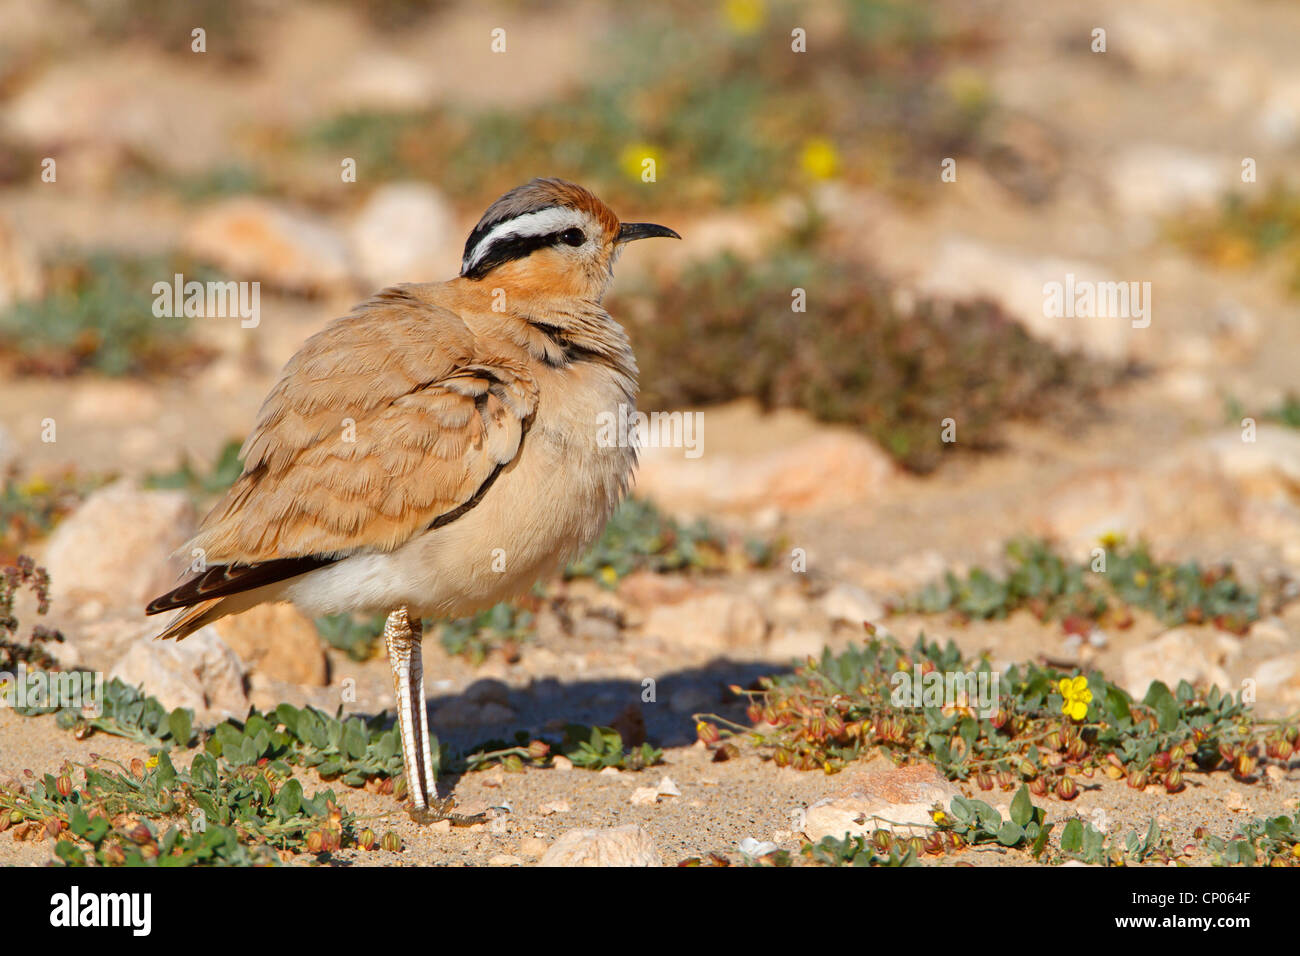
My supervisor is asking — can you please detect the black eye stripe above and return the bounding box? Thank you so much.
[462,228,588,279]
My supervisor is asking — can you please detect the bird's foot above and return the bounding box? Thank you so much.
[406,795,487,827]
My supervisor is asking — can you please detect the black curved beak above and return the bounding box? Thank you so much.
[617,222,682,243]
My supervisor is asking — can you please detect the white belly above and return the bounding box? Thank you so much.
[284,365,636,620]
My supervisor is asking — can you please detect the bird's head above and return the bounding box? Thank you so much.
[459,178,679,303]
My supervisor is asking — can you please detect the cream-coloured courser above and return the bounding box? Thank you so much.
[146,178,678,815]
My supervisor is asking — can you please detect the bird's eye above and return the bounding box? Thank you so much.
[559,228,585,247]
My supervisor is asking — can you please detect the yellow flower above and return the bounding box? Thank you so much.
[598,565,618,586]
[799,138,840,181]
[931,810,946,825]
[1058,676,1093,722]
[19,476,52,497]
[145,755,159,769]
[723,0,765,35]
[620,143,662,183]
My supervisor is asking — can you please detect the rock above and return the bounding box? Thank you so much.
[213,603,328,687]
[609,704,646,747]
[767,627,831,660]
[517,836,549,858]
[538,800,571,815]
[1204,426,1300,500]
[348,182,456,288]
[1120,628,1240,699]
[1106,146,1219,218]
[739,837,780,858]
[463,678,512,707]
[487,854,524,867]
[655,775,681,797]
[183,198,351,293]
[802,757,960,840]
[1250,655,1300,710]
[635,430,894,516]
[630,775,680,805]
[1037,464,1240,554]
[431,695,516,727]
[640,589,768,652]
[44,480,196,617]
[629,786,659,805]
[915,237,1138,361]
[110,626,248,725]
[0,214,42,311]
[538,825,661,867]
[1256,72,1300,146]
[820,584,885,626]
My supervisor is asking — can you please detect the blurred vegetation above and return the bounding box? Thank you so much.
[612,241,1122,473]
[565,496,771,585]
[1224,392,1300,430]
[296,0,995,209]
[144,439,244,498]
[0,472,104,565]
[900,536,1262,635]
[0,252,217,377]
[1167,184,1300,294]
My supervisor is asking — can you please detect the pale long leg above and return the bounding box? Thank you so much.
[384,607,436,811]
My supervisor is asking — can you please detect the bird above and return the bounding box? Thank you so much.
[144,178,679,818]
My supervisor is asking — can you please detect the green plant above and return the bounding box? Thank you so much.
[0,473,103,562]
[561,724,663,771]
[144,439,244,502]
[902,536,1261,633]
[612,249,1120,473]
[437,603,532,664]
[566,497,769,585]
[719,632,1295,795]
[313,612,386,662]
[2,752,360,866]
[0,252,217,377]
[1198,815,1300,867]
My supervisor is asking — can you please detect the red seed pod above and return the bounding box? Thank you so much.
[696,721,720,745]
[975,772,994,791]
[1067,739,1088,760]
[1151,752,1171,773]
[1029,776,1049,797]
[924,832,945,855]
[996,770,1016,791]
[55,775,72,798]
[1127,770,1149,790]
[1164,768,1184,793]
[306,830,324,854]
[1018,760,1037,780]
[1045,731,1062,752]
[1169,745,1186,763]
[129,758,145,778]
[1234,753,1257,778]
[358,828,377,850]
[381,830,402,852]
[528,740,550,761]
[1055,777,1079,801]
